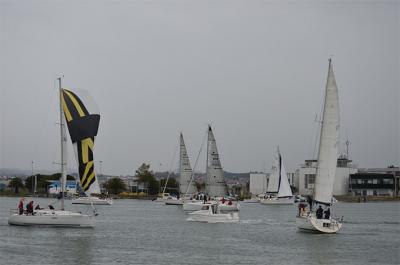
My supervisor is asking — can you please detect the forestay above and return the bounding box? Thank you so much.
[314,59,340,205]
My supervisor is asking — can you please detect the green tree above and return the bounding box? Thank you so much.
[135,163,159,195]
[8,177,24,194]
[103,177,126,195]
[159,177,179,194]
[195,181,205,193]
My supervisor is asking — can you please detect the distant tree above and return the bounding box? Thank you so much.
[103,177,126,195]
[8,177,24,194]
[195,181,205,193]
[159,177,179,194]
[135,163,159,195]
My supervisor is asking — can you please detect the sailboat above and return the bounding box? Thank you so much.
[165,133,197,205]
[296,59,343,233]
[260,147,294,205]
[8,78,96,227]
[183,126,239,212]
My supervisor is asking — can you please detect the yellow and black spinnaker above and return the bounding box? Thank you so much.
[61,88,101,194]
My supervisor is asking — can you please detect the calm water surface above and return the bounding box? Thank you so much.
[0,197,399,265]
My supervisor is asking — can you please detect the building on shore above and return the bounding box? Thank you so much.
[295,155,357,196]
[349,167,399,196]
[249,173,268,195]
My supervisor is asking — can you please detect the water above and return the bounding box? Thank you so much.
[0,197,399,265]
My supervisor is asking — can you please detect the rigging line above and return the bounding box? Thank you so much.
[184,127,208,197]
[162,137,179,194]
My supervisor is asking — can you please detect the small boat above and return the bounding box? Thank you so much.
[72,196,113,205]
[243,194,264,203]
[153,193,171,202]
[187,203,239,223]
[164,196,183,205]
[296,59,343,234]
[260,147,294,205]
[9,78,98,227]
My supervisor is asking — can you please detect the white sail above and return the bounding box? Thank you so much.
[179,133,196,194]
[277,158,293,198]
[206,126,227,197]
[314,59,340,205]
[266,150,280,193]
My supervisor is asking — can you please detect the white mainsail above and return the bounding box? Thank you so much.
[206,126,227,197]
[313,59,340,205]
[277,158,293,198]
[266,150,280,193]
[179,133,196,195]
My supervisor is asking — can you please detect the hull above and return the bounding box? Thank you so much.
[183,201,204,211]
[218,202,240,211]
[8,210,95,228]
[165,198,183,205]
[243,198,260,203]
[187,211,239,223]
[72,197,113,205]
[260,197,294,205]
[296,215,342,233]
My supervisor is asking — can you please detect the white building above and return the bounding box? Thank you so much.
[295,156,357,196]
[249,173,268,195]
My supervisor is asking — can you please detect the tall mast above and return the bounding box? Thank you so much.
[206,125,210,194]
[58,77,67,211]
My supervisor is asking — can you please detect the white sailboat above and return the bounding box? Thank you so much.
[260,147,294,205]
[184,126,239,212]
[165,133,197,205]
[9,78,96,227]
[296,59,343,233]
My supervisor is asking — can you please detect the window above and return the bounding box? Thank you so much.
[373,179,378,184]
[373,190,377,196]
[305,174,315,189]
[367,179,373,184]
[382,179,393,185]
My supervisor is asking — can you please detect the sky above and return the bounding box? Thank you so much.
[0,0,399,175]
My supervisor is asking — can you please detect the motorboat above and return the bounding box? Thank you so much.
[187,203,239,223]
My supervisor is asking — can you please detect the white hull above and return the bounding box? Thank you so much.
[72,197,113,205]
[243,198,260,203]
[260,197,294,205]
[296,214,342,233]
[183,201,204,211]
[165,198,183,205]
[188,211,239,223]
[8,210,95,228]
[218,202,240,211]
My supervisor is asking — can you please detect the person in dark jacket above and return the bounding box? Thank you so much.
[324,208,331,219]
[18,198,25,215]
[316,205,323,219]
[26,201,34,215]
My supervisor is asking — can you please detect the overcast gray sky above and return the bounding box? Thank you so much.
[0,0,399,175]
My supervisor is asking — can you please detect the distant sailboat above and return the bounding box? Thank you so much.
[260,147,294,205]
[184,126,239,212]
[206,126,227,197]
[296,59,343,233]
[165,133,197,205]
[8,78,96,227]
